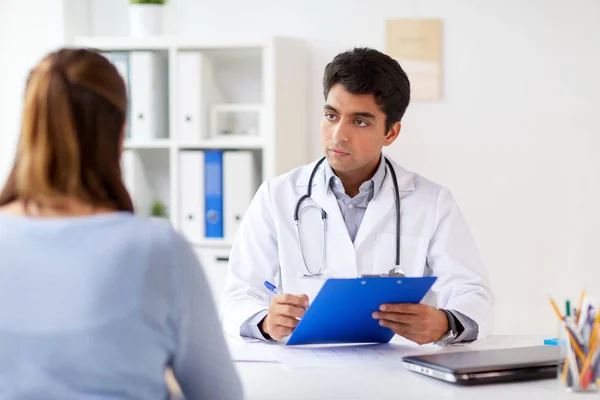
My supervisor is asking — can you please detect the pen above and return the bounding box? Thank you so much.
[264,281,310,312]
[264,281,282,295]
[549,296,585,361]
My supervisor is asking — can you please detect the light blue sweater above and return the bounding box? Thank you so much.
[0,211,242,400]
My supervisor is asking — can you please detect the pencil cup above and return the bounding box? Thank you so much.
[557,325,599,393]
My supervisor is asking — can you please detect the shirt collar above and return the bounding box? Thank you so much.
[370,154,387,198]
[325,154,387,197]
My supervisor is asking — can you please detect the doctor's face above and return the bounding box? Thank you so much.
[320,84,400,175]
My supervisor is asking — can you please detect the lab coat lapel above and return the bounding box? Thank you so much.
[353,179,395,249]
[296,161,345,233]
[309,168,358,277]
[353,160,416,249]
[295,160,361,278]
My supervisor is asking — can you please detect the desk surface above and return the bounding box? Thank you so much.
[232,335,577,400]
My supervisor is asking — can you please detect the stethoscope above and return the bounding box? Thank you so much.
[293,155,404,278]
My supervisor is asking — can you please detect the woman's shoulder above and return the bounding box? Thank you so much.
[116,214,187,248]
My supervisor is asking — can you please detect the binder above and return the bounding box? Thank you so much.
[223,151,259,240]
[176,51,223,142]
[102,51,131,138]
[129,51,168,141]
[286,276,437,346]
[179,151,205,241]
[204,150,224,238]
[121,150,153,217]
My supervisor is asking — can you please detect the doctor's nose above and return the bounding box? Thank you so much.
[331,123,348,142]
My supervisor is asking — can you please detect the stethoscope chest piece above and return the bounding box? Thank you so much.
[387,267,405,277]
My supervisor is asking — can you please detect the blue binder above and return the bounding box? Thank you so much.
[204,150,223,238]
[286,276,437,346]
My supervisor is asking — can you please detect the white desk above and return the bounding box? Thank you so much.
[231,335,576,400]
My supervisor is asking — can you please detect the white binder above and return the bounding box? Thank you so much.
[176,51,222,142]
[102,51,130,90]
[121,150,153,217]
[223,151,259,240]
[129,51,168,141]
[179,150,205,241]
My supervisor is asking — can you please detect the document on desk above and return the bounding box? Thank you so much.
[227,339,279,363]
[269,343,421,369]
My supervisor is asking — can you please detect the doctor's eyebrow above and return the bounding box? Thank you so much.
[323,104,376,120]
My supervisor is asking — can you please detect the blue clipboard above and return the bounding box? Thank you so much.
[286,276,437,346]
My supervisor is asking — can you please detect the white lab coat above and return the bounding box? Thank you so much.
[220,157,494,341]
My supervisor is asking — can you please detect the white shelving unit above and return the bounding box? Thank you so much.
[125,138,173,149]
[74,36,310,251]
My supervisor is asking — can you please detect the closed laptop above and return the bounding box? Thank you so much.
[402,346,561,385]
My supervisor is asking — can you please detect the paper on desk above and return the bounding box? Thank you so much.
[228,339,280,363]
[269,343,421,369]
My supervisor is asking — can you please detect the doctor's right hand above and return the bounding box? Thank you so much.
[259,294,309,341]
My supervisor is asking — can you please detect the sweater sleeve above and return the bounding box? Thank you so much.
[169,231,244,400]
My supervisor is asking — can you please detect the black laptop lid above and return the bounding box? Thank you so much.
[403,346,561,374]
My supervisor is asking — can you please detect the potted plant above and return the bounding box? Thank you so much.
[150,200,168,221]
[129,0,166,37]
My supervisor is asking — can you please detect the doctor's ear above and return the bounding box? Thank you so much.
[383,122,401,147]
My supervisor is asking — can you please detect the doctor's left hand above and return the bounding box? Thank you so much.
[372,303,449,345]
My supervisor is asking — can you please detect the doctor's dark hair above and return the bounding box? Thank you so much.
[322,47,411,133]
[0,48,133,212]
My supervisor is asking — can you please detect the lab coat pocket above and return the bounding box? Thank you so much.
[373,233,427,276]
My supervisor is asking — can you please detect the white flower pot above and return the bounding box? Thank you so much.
[149,216,170,225]
[128,4,163,37]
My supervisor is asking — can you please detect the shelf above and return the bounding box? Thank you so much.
[75,36,172,51]
[124,138,264,150]
[211,103,262,113]
[124,139,173,150]
[177,137,265,150]
[190,239,234,248]
[75,36,272,52]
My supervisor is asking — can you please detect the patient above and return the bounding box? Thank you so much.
[0,48,243,400]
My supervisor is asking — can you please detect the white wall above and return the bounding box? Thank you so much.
[67,0,600,335]
[0,0,89,186]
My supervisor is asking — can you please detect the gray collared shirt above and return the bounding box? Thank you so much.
[324,155,387,242]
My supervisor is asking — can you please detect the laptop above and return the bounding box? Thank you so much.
[402,346,561,385]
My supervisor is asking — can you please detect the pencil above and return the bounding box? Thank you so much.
[580,316,600,388]
[579,329,599,388]
[549,296,585,361]
[550,295,563,319]
[588,310,600,351]
[576,290,586,324]
[561,358,570,383]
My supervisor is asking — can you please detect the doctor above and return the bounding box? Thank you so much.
[221,47,493,345]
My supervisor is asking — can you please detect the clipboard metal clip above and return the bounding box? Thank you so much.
[361,268,405,278]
